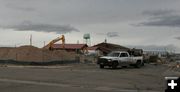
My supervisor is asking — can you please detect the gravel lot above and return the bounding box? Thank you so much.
[0,63,179,92]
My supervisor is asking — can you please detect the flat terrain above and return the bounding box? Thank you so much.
[0,63,179,92]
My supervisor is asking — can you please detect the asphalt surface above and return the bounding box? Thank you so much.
[0,63,179,92]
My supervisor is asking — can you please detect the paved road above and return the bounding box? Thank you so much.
[0,64,179,92]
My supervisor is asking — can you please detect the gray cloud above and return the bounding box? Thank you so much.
[175,37,180,40]
[96,32,119,38]
[6,3,35,12]
[142,10,175,16]
[136,10,180,27]
[0,21,79,34]
[107,32,119,37]
[138,15,180,27]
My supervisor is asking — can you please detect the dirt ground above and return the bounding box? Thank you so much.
[0,63,179,92]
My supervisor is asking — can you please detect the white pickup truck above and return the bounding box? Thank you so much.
[97,51,144,69]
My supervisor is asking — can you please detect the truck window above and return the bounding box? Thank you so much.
[120,53,128,57]
[107,52,120,57]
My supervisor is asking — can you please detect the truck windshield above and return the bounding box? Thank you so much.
[107,52,120,57]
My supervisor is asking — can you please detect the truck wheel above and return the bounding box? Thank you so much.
[112,62,118,69]
[135,61,142,68]
[99,64,104,69]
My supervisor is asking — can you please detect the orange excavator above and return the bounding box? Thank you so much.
[48,35,65,50]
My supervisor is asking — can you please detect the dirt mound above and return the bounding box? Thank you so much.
[167,62,180,72]
[0,47,14,60]
[0,45,76,62]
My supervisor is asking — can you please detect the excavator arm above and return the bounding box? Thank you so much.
[48,35,65,50]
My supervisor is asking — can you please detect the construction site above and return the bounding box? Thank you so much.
[0,35,77,65]
[0,34,179,65]
[0,34,134,64]
[0,34,179,92]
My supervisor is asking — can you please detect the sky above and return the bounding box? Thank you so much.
[0,0,180,52]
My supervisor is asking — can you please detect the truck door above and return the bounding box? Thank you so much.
[119,52,130,65]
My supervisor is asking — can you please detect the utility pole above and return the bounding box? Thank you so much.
[30,34,32,46]
[104,38,107,43]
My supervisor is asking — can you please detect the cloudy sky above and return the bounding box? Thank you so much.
[0,0,180,52]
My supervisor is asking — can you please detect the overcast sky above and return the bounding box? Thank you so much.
[0,0,180,52]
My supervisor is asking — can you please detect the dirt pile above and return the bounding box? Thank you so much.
[167,62,180,72]
[0,47,15,60]
[0,45,76,62]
